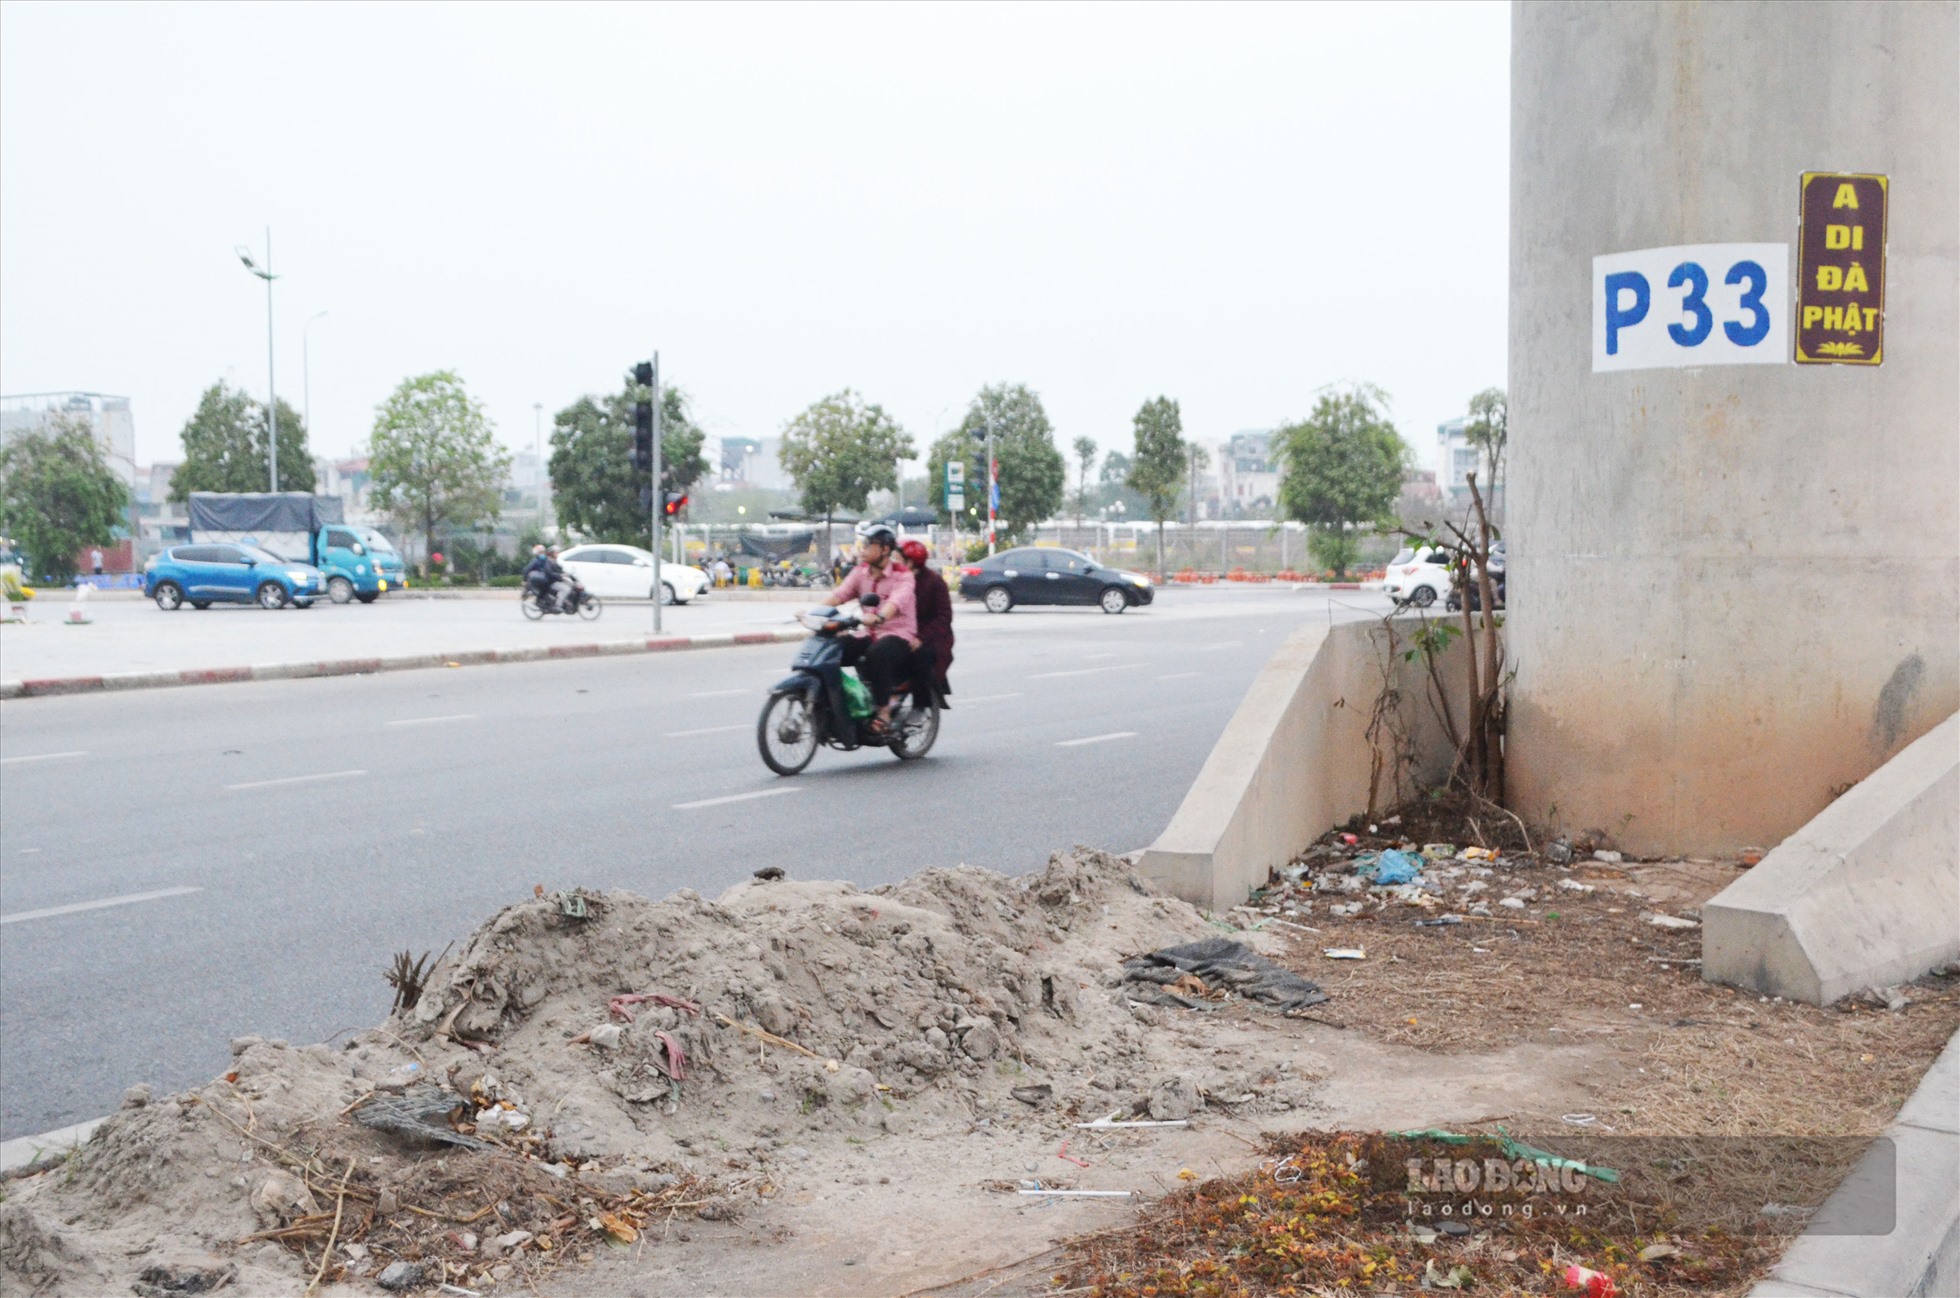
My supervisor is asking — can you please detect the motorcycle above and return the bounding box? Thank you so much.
[519,579,602,621]
[757,601,941,775]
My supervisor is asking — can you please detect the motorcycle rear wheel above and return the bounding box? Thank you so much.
[520,591,544,620]
[758,690,819,775]
[889,699,940,760]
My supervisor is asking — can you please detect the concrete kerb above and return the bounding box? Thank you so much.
[1747,1026,1960,1298]
[0,628,810,701]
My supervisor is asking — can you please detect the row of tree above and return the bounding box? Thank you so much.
[0,362,1505,583]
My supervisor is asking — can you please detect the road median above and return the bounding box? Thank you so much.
[0,627,810,701]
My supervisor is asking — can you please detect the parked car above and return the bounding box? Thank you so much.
[1384,545,1451,608]
[145,544,327,610]
[957,547,1154,613]
[557,544,711,604]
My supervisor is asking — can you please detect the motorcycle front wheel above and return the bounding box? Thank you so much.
[578,594,602,620]
[758,690,819,775]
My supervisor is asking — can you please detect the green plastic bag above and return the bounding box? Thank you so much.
[841,672,874,720]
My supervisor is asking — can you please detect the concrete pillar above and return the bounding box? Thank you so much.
[1507,1,1959,855]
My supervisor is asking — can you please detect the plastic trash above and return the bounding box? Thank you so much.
[1420,843,1456,861]
[1367,850,1422,885]
[1562,1263,1618,1297]
[1323,948,1366,960]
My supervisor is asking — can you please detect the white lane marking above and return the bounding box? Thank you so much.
[1027,662,1144,680]
[225,769,367,791]
[385,713,478,727]
[18,848,42,855]
[689,688,749,698]
[673,787,803,811]
[0,750,88,766]
[664,724,747,738]
[1156,671,1201,681]
[1056,731,1138,748]
[959,692,1024,705]
[1,886,203,926]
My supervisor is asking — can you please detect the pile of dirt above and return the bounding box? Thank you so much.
[0,849,1326,1296]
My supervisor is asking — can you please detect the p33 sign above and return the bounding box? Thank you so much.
[1592,244,1790,371]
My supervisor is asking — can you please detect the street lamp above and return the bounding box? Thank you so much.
[303,310,327,449]
[236,231,280,493]
[532,402,548,531]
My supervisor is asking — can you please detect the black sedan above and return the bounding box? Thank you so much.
[957,547,1155,613]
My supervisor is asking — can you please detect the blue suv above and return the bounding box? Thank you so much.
[145,544,327,610]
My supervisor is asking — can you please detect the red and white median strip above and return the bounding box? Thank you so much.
[0,628,810,701]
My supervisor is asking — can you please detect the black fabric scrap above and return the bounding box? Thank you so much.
[1122,937,1329,1011]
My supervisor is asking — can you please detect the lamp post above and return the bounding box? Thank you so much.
[236,232,280,493]
[533,402,547,532]
[302,311,327,449]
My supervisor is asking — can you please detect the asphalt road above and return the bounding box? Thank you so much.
[0,588,1390,1138]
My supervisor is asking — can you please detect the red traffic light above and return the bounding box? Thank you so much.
[662,491,688,517]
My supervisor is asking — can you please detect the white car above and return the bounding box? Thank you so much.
[557,544,711,604]
[1384,545,1451,608]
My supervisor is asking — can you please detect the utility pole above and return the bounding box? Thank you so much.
[650,353,663,636]
[236,230,279,492]
[985,414,997,556]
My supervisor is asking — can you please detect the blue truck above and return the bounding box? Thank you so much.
[185,492,406,604]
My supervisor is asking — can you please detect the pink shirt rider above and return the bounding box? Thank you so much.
[834,558,918,645]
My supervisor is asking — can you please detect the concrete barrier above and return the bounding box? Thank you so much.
[1136,618,1481,911]
[1702,714,1959,1006]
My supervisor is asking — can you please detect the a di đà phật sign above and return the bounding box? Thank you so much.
[1795,172,1888,365]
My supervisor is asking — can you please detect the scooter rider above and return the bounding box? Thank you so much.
[820,523,917,734]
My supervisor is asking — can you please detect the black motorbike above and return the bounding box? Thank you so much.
[756,602,940,775]
[519,577,601,621]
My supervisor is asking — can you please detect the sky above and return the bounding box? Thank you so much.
[0,1,1509,478]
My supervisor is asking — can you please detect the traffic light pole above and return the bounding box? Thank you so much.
[650,351,663,636]
[985,415,996,557]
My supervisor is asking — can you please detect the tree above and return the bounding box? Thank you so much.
[169,380,314,499]
[1272,384,1409,579]
[1126,396,1188,577]
[1463,387,1507,511]
[1072,436,1098,526]
[923,384,1065,544]
[0,415,129,582]
[368,371,512,569]
[777,389,915,558]
[549,376,708,544]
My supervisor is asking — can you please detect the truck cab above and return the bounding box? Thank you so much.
[315,525,406,603]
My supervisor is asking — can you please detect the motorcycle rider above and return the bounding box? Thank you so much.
[820,523,917,735]
[522,544,553,603]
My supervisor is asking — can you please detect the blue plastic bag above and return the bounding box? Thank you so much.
[1370,850,1422,886]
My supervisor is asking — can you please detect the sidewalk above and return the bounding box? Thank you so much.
[0,594,814,700]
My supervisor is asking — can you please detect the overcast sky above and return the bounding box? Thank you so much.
[0,1,1509,477]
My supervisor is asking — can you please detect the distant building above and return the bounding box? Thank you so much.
[318,456,378,521]
[1217,429,1277,517]
[713,435,789,491]
[1437,416,1480,499]
[1402,467,1443,509]
[133,463,188,557]
[0,391,138,487]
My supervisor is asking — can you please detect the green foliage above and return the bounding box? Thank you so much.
[1096,449,1150,520]
[1126,396,1189,573]
[1125,397,1187,525]
[1464,386,1507,493]
[368,371,512,564]
[1307,528,1362,576]
[549,378,708,544]
[0,415,129,582]
[169,381,315,499]
[1071,436,1098,522]
[923,384,1066,542]
[1272,385,1409,578]
[779,390,915,522]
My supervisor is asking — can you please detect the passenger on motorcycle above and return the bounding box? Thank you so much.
[900,538,954,705]
[820,523,916,735]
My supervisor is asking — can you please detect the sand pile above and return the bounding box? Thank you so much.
[2,849,1322,1295]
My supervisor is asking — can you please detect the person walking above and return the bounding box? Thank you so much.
[90,547,103,576]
